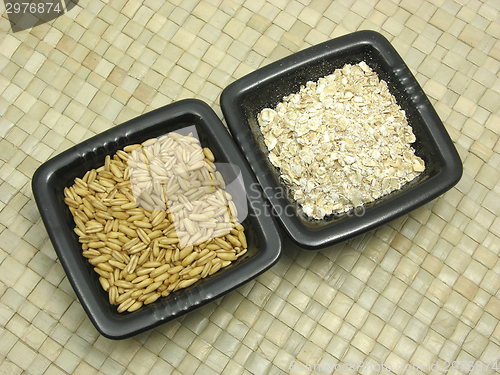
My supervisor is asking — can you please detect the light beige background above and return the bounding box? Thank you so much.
[1,0,500,374]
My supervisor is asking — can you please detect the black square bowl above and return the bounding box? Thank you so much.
[32,99,282,339]
[220,30,462,250]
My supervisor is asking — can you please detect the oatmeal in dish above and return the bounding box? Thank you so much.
[257,61,425,219]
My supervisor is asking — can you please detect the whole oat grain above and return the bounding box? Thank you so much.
[65,131,247,313]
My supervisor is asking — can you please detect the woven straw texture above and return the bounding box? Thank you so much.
[1,0,500,374]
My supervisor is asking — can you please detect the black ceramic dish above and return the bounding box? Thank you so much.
[220,30,462,250]
[32,99,282,339]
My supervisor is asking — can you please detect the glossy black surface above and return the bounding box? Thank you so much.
[33,99,282,339]
[221,30,462,250]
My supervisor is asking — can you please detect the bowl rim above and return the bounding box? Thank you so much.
[220,30,463,249]
[32,98,283,339]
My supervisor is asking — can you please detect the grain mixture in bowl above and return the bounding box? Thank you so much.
[64,131,247,313]
[257,61,425,219]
